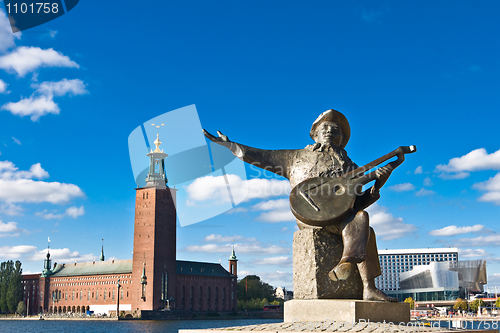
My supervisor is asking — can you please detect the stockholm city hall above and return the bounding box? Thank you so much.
[21,133,238,316]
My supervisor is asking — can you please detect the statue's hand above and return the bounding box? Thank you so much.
[203,129,231,143]
[374,164,393,190]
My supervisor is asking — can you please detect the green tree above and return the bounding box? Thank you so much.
[237,275,275,303]
[0,261,14,313]
[16,301,26,316]
[6,261,22,313]
[453,298,468,312]
[470,299,485,312]
[495,297,500,308]
[404,297,415,310]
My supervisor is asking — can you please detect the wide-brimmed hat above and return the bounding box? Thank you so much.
[309,109,350,148]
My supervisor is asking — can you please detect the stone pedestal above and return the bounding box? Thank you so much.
[293,229,363,299]
[284,299,410,323]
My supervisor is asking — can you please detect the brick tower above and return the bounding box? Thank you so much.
[131,131,177,312]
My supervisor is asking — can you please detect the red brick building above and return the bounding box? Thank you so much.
[22,134,238,315]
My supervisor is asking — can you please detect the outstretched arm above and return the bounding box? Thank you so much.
[203,129,294,178]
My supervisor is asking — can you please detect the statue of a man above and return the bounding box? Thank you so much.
[204,109,397,302]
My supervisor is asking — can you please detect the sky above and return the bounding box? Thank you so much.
[1,1,500,291]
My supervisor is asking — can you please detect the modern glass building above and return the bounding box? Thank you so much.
[375,248,487,302]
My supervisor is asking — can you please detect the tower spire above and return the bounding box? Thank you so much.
[41,237,52,277]
[100,239,105,261]
[145,124,168,188]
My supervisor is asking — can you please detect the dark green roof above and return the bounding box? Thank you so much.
[176,260,233,277]
[50,259,133,277]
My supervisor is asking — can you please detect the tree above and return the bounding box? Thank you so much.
[0,261,14,313]
[453,298,468,312]
[7,261,22,313]
[470,299,485,312]
[237,275,276,302]
[495,297,500,308]
[16,301,26,316]
[404,297,415,310]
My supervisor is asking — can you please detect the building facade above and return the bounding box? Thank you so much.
[22,133,238,315]
[375,248,459,292]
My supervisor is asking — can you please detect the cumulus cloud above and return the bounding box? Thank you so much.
[429,224,484,236]
[0,220,22,233]
[257,270,293,289]
[1,94,60,121]
[0,245,36,259]
[414,166,423,174]
[251,256,292,266]
[0,203,22,216]
[389,183,415,192]
[458,248,489,258]
[473,173,500,205]
[423,177,433,186]
[203,234,256,243]
[65,205,84,218]
[0,9,21,53]
[0,79,8,93]
[252,198,295,223]
[27,247,93,263]
[0,46,79,77]
[185,242,290,255]
[367,203,417,240]
[12,137,21,145]
[0,161,84,204]
[415,188,434,196]
[186,175,290,204]
[456,234,500,247]
[32,78,87,96]
[436,148,500,178]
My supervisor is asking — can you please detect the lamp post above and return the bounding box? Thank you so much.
[116,279,121,318]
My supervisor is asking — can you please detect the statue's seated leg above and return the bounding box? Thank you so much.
[358,227,398,302]
[329,211,369,281]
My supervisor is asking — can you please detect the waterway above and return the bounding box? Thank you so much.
[0,318,281,333]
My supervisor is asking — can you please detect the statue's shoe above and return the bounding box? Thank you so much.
[328,262,352,281]
[363,287,398,302]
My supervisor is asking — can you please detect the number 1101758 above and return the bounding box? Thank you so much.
[6,2,59,14]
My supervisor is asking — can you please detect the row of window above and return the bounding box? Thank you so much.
[51,289,127,301]
[51,280,130,287]
[379,253,457,259]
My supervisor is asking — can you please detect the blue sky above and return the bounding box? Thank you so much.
[1,1,500,291]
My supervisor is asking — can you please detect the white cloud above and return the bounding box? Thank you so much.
[185,242,290,255]
[251,256,292,266]
[0,9,21,53]
[415,188,434,196]
[0,161,84,204]
[186,175,290,204]
[203,234,256,243]
[1,94,60,121]
[458,248,488,258]
[257,270,293,289]
[0,245,36,259]
[429,224,484,236]
[27,247,93,263]
[474,173,500,205]
[388,183,415,192]
[367,203,417,240]
[436,148,500,179]
[414,166,423,174]
[456,234,500,247]
[0,79,8,93]
[252,198,295,223]
[49,30,57,38]
[0,203,22,215]
[65,205,84,218]
[0,46,79,77]
[0,220,21,232]
[32,78,87,96]
[11,137,21,145]
[423,177,433,186]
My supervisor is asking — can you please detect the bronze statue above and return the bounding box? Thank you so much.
[204,109,416,302]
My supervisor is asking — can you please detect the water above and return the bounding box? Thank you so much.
[0,318,281,333]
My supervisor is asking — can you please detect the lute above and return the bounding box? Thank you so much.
[289,145,417,227]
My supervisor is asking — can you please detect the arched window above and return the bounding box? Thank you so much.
[72,290,75,301]
[104,289,107,300]
[88,290,90,301]
[112,290,115,301]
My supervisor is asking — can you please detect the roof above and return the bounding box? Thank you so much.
[50,259,133,277]
[176,260,232,278]
[378,248,458,255]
